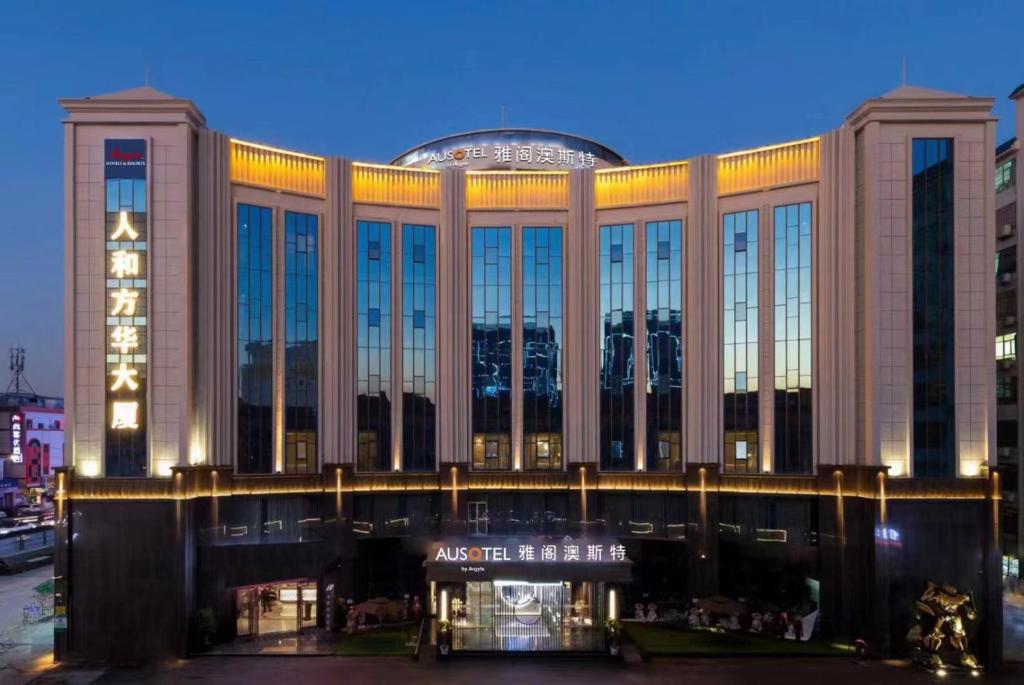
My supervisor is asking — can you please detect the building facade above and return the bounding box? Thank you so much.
[0,392,64,500]
[996,86,1023,585]
[56,85,1004,663]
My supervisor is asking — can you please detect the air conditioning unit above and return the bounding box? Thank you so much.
[998,447,1016,459]
[1001,272,1015,285]
[1005,315,1018,327]
[999,223,1015,238]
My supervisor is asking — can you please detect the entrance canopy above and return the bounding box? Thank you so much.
[424,537,632,583]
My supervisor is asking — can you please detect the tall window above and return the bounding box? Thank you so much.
[600,224,635,470]
[402,224,436,472]
[912,139,955,478]
[773,203,812,474]
[105,175,148,477]
[284,212,318,475]
[645,220,683,471]
[723,210,759,474]
[471,227,512,469]
[357,220,392,472]
[996,158,1015,193]
[523,227,563,470]
[237,204,274,474]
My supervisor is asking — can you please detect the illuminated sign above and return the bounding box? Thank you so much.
[104,139,146,178]
[9,413,23,463]
[874,526,903,548]
[104,139,148,474]
[425,537,632,582]
[392,130,626,171]
[429,538,629,564]
[424,143,598,170]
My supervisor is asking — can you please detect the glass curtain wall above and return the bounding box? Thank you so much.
[357,220,392,472]
[284,212,318,474]
[723,210,759,474]
[645,220,683,471]
[600,224,635,470]
[911,139,955,478]
[472,227,512,470]
[237,204,274,474]
[402,224,437,471]
[773,203,812,474]
[522,227,564,470]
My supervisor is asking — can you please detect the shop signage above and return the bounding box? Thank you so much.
[430,538,629,565]
[104,139,148,471]
[104,139,147,178]
[424,143,598,170]
[9,413,23,463]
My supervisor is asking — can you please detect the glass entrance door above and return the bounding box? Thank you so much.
[453,581,603,652]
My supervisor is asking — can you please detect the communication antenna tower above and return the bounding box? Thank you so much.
[6,346,36,395]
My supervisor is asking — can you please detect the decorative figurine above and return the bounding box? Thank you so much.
[906,581,981,674]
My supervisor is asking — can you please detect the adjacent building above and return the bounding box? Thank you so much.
[56,84,1004,664]
[997,86,1024,583]
[0,391,64,505]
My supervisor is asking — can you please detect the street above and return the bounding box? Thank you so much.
[0,564,53,685]
[62,655,1024,684]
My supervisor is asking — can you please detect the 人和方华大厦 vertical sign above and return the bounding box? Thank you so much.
[104,139,148,475]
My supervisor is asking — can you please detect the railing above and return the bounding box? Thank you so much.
[717,137,820,195]
[352,163,440,207]
[62,466,992,501]
[466,171,569,210]
[594,162,689,208]
[230,139,326,197]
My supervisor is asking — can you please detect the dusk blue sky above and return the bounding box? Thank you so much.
[0,1,1021,396]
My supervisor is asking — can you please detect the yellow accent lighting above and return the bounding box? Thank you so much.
[717,137,820,195]
[230,139,325,197]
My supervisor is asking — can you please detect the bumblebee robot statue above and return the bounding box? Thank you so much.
[906,581,981,675]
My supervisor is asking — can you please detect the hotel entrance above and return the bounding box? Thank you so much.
[451,580,604,652]
[426,537,631,654]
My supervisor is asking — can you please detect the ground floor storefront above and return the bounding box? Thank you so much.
[233,579,318,638]
[51,467,1005,669]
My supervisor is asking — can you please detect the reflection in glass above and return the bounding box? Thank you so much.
[238,204,274,474]
[912,139,955,478]
[773,203,812,474]
[723,210,759,474]
[645,220,683,471]
[600,224,635,470]
[472,227,512,469]
[403,224,436,471]
[522,227,563,470]
[285,212,318,474]
[357,220,392,471]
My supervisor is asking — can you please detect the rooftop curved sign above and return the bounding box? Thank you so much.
[390,128,628,171]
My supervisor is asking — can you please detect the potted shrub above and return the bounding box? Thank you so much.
[437,619,452,656]
[605,618,621,656]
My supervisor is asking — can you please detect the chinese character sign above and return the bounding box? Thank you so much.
[104,140,148,476]
[423,143,601,170]
[431,539,631,565]
[9,414,23,463]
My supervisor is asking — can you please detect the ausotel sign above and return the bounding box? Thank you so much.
[434,545,512,562]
